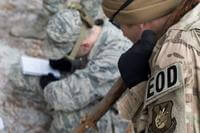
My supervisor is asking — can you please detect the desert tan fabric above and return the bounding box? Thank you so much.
[102,0,182,24]
[146,4,200,133]
[118,3,200,133]
[117,81,146,120]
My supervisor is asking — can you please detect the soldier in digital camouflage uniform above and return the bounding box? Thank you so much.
[8,7,131,132]
[42,8,132,133]
[10,0,103,40]
[103,0,200,133]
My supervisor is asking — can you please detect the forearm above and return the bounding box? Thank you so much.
[43,71,107,112]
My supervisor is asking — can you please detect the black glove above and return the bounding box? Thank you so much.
[50,57,88,72]
[40,73,59,89]
[49,57,72,72]
[118,30,157,88]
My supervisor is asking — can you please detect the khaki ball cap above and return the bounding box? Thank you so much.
[102,0,182,24]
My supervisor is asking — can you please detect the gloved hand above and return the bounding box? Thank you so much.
[40,73,59,89]
[118,30,157,88]
[50,57,88,72]
[49,57,72,72]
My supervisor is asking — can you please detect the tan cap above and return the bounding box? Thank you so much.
[102,0,182,24]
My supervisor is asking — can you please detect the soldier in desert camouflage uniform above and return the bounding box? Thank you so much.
[10,0,103,40]
[103,0,200,132]
[41,8,132,133]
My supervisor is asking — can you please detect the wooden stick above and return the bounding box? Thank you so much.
[72,77,126,133]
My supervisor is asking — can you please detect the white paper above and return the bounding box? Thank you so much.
[0,117,4,130]
[21,56,61,78]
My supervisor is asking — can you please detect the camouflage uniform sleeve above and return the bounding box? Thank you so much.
[43,35,131,112]
[146,30,199,133]
[117,81,146,121]
[117,81,148,133]
[150,30,193,78]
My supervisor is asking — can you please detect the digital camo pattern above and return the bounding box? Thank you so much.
[45,9,82,57]
[43,19,132,132]
[81,0,104,19]
[43,0,103,18]
[118,3,200,133]
[43,0,69,14]
[49,108,128,133]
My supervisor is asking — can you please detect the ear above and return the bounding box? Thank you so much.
[139,23,146,33]
[139,23,144,29]
[140,22,153,31]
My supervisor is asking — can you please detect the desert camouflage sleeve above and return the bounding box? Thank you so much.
[148,28,200,132]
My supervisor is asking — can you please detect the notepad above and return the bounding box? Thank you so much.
[21,56,61,78]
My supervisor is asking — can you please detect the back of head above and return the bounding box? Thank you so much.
[102,0,182,25]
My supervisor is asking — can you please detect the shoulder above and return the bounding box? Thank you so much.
[101,19,132,50]
[162,4,200,51]
[150,29,198,74]
[161,29,200,52]
[103,20,128,41]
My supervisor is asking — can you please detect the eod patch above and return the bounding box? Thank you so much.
[145,63,184,106]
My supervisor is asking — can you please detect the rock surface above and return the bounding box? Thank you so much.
[0,0,51,133]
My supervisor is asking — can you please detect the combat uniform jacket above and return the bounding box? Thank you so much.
[44,19,132,133]
[118,3,200,133]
